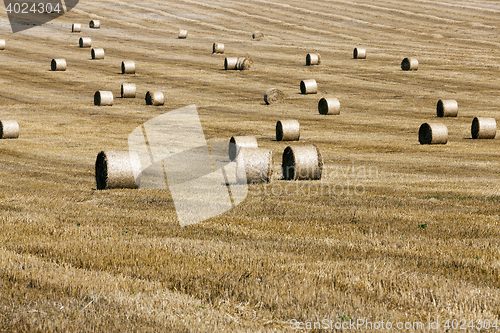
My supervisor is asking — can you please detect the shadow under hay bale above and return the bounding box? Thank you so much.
[79,37,91,48]
[252,31,264,40]
[229,136,258,161]
[95,151,141,190]
[318,97,340,115]
[71,23,81,33]
[51,58,66,71]
[89,20,100,28]
[121,60,135,74]
[300,79,318,94]
[419,123,447,144]
[94,91,113,106]
[121,83,136,98]
[282,145,323,181]
[213,43,224,54]
[91,48,105,60]
[401,57,418,71]
[276,120,300,141]
[471,117,496,139]
[264,88,284,105]
[236,147,273,184]
[178,30,188,39]
[145,91,164,106]
[306,53,321,66]
[0,119,19,139]
[353,47,366,59]
[436,99,458,117]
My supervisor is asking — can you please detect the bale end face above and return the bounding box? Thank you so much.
[264,88,284,105]
[95,151,109,190]
[419,123,448,144]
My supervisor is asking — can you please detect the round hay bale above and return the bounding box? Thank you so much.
[252,31,264,40]
[276,120,300,141]
[236,57,253,70]
[178,30,188,39]
[51,58,66,71]
[436,99,458,117]
[0,40,5,50]
[471,117,496,139]
[213,42,225,54]
[229,135,258,161]
[353,47,366,59]
[145,91,165,106]
[94,91,113,106]
[236,147,273,184]
[0,119,19,139]
[418,123,448,144]
[95,151,141,190]
[401,57,418,71]
[71,23,81,33]
[318,97,340,115]
[91,48,105,60]
[121,60,135,74]
[79,37,91,48]
[224,57,238,70]
[89,20,100,29]
[121,83,136,98]
[282,145,323,181]
[300,79,318,94]
[306,53,321,66]
[264,88,284,105]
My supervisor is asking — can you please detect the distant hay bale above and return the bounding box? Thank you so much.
[121,83,136,98]
[264,88,284,105]
[0,119,19,139]
[224,57,238,70]
[236,57,253,70]
[353,47,366,59]
[229,135,258,161]
[121,60,135,74]
[401,57,418,71]
[300,79,318,94]
[51,58,66,71]
[145,91,165,106]
[471,117,496,139]
[178,30,188,39]
[89,20,100,29]
[306,53,321,66]
[79,37,91,48]
[418,123,447,144]
[95,151,141,190]
[213,42,224,54]
[252,31,264,40]
[71,23,81,33]
[276,120,300,141]
[318,97,340,115]
[436,99,458,117]
[94,91,113,106]
[282,145,323,180]
[0,40,4,50]
[236,147,273,184]
[91,48,105,60]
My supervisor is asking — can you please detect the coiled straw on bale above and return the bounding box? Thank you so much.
[300,79,318,94]
[418,123,447,145]
[178,30,188,39]
[94,91,113,106]
[252,31,264,40]
[276,120,300,141]
[0,40,4,50]
[79,37,91,48]
[121,60,135,74]
[401,57,418,71]
[471,117,496,139]
[318,97,340,115]
[71,23,81,33]
[282,145,323,181]
[95,151,141,190]
[306,53,321,66]
[437,99,458,117]
[0,119,19,139]
[121,83,136,98]
[213,43,224,54]
[229,136,258,161]
[264,88,284,105]
[51,58,66,71]
[145,91,164,106]
[236,147,273,184]
[91,48,105,60]
[89,20,100,28]
[353,47,366,59]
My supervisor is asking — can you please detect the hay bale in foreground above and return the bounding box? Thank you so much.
[353,47,366,59]
[95,151,141,190]
[89,20,100,28]
[0,119,19,139]
[94,91,113,106]
[178,30,188,39]
[300,79,318,94]
[252,31,264,40]
[71,23,81,33]
[236,147,273,184]
[282,145,323,180]
[437,99,458,117]
[91,48,105,60]
[306,53,321,66]
[401,57,418,71]
[264,88,284,105]
[213,43,224,54]
[318,97,340,115]
[121,83,136,98]
[51,58,66,71]
[471,117,496,139]
[229,136,258,161]
[79,37,91,48]
[276,120,300,141]
[418,123,447,144]
[121,60,135,74]
[145,91,164,106]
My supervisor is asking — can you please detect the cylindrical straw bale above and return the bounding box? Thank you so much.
[89,20,100,28]
[252,31,264,40]
[213,42,224,54]
[0,120,19,139]
[276,120,300,141]
[95,151,141,190]
[418,123,447,144]
[51,58,66,71]
[471,117,496,139]
[71,23,81,33]
[91,48,105,60]
[0,40,5,50]
[79,37,91,48]
[401,57,418,71]
[178,30,188,39]
[264,88,284,105]
[94,91,113,106]
[121,60,135,74]
[353,47,366,59]
[236,57,253,70]
[121,83,136,98]
[282,145,323,181]
[436,99,458,117]
[224,57,238,70]
[306,53,321,66]
[236,147,273,184]
[300,79,318,94]
[318,97,340,115]
[229,136,258,161]
[145,91,165,106]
